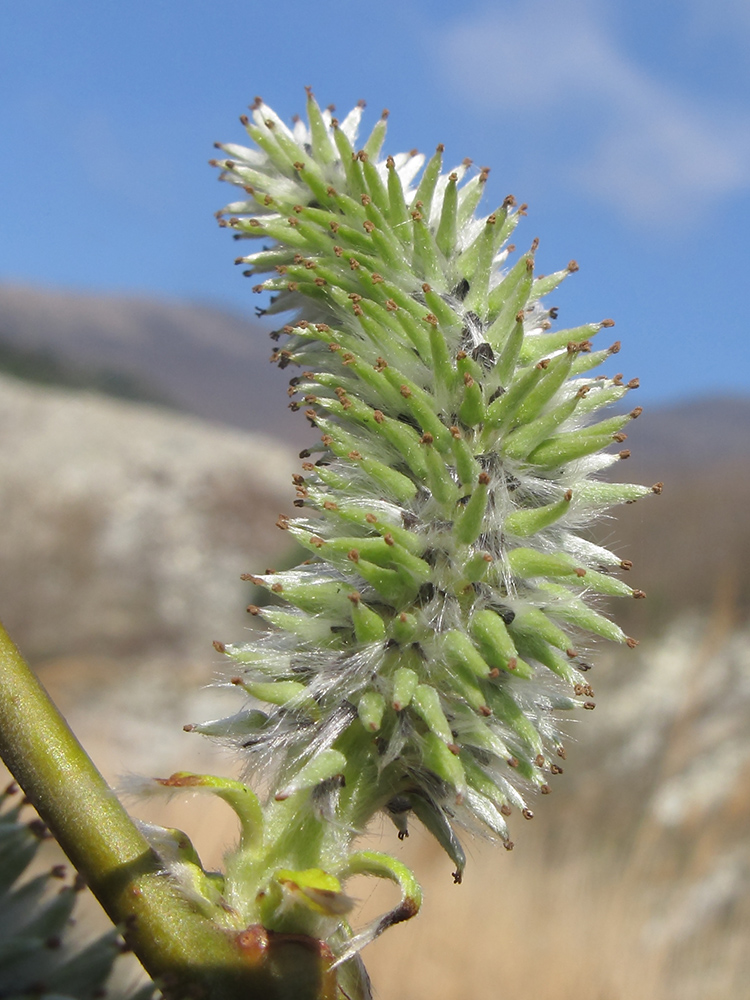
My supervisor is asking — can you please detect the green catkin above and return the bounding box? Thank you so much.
[158,93,657,984]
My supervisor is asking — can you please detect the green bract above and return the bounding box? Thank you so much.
[155,91,658,982]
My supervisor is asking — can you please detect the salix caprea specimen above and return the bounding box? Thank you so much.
[149,90,659,981]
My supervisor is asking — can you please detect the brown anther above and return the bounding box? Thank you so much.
[627,378,640,389]
[385,299,399,311]
[411,210,423,221]
[366,513,377,524]
[540,784,551,795]
[353,303,363,316]
[293,161,305,171]
[271,583,283,593]
[479,167,491,182]
[652,482,664,494]
[463,372,475,387]
[313,277,327,287]
[567,260,579,272]
[372,273,384,283]
[420,432,434,445]
[630,406,643,419]
[613,432,628,443]
[373,409,385,424]
[326,185,337,196]
[535,754,545,767]
[212,640,226,654]
[252,284,266,294]
[551,764,564,775]
[347,549,360,562]
[349,258,360,270]
[400,384,412,398]
[374,357,388,371]
[478,472,491,485]
[287,281,298,291]
[333,245,343,257]
[522,808,534,820]
[609,341,622,355]
[301,462,315,471]
[449,425,461,438]
[424,312,438,326]
[348,450,362,461]
[361,193,371,205]
[566,649,577,658]
[537,358,550,369]
[383,533,395,546]
[330,221,340,232]
[504,840,515,851]
[447,743,461,756]
[348,592,361,605]
[574,567,587,578]
[525,257,534,272]
[564,489,573,501]
[342,352,356,365]
[620,559,633,570]
[275,515,290,530]
[479,705,492,717]
[483,553,492,563]
[348,292,362,302]
[583,701,596,710]
[363,220,375,233]
[321,434,334,446]
[323,501,338,511]
[507,756,519,768]
[626,637,640,648]
[386,155,395,168]
[309,536,326,548]
[487,213,497,226]
[619,449,631,460]
[632,589,647,599]
[489,667,500,678]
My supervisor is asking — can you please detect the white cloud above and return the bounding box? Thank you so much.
[435,0,750,225]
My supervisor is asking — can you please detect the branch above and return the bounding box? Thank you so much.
[0,620,330,1000]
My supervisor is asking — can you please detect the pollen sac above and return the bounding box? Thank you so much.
[211,93,656,874]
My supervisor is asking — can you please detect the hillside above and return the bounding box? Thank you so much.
[1,328,749,999]
[0,282,302,440]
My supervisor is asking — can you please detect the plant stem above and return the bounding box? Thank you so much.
[0,620,330,1000]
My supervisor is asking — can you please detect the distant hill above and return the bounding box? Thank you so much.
[4,283,750,466]
[2,281,750,635]
[0,282,304,442]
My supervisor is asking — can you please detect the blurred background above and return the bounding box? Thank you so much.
[2,1,750,997]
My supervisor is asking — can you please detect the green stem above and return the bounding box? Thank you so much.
[0,620,331,1000]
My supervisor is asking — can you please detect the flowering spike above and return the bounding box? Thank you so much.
[196,94,658,978]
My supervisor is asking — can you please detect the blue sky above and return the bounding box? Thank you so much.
[2,0,750,405]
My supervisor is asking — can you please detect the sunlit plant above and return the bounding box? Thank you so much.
[0,90,659,1000]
